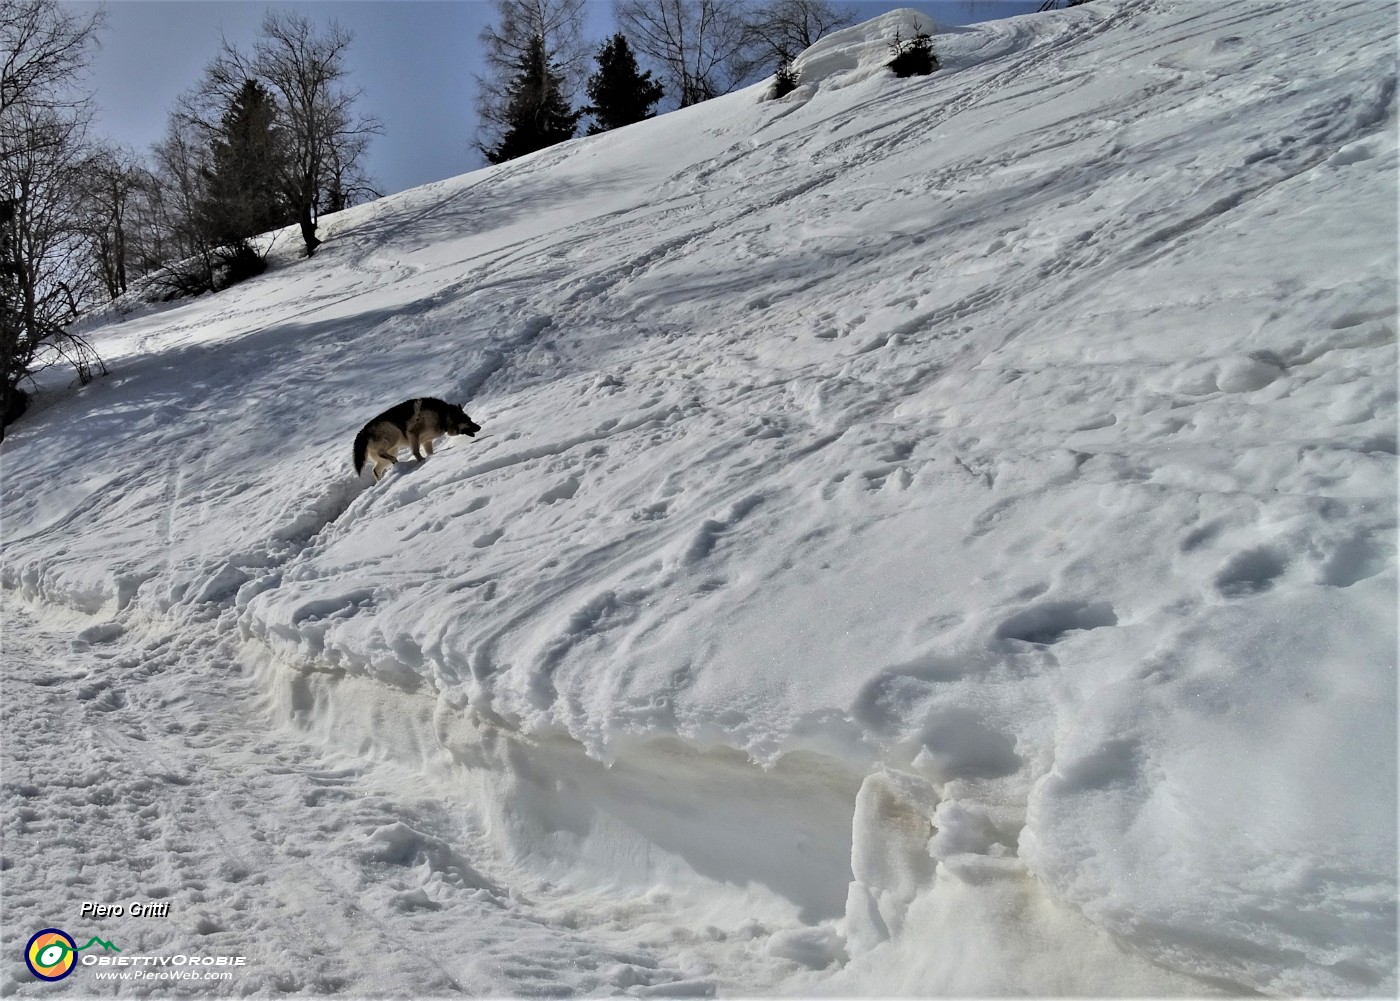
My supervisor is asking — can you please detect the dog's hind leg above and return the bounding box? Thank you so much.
[371,449,397,481]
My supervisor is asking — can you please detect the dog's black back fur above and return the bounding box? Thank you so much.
[353,399,417,473]
[352,397,477,475]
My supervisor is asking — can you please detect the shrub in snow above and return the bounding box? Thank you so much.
[771,60,800,99]
[149,237,265,300]
[216,241,269,288]
[887,29,938,77]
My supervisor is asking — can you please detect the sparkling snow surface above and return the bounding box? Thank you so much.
[2,2,1395,996]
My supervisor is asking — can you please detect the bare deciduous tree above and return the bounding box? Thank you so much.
[615,0,758,107]
[191,11,381,257]
[1,0,106,435]
[747,0,855,65]
[474,0,589,161]
[77,144,147,301]
[322,130,379,213]
[146,117,220,292]
[0,0,99,117]
[252,12,380,254]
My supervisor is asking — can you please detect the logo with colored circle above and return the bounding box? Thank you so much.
[25,929,77,981]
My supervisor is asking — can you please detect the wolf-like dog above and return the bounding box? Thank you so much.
[353,397,480,481]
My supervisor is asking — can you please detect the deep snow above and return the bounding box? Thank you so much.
[2,1,1396,996]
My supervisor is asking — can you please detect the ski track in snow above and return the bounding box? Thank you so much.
[2,1,1396,996]
[2,604,742,996]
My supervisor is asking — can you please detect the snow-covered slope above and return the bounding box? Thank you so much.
[3,1,1395,996]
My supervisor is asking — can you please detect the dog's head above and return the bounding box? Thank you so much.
[445,403,481,437]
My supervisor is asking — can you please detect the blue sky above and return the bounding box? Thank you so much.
[76,1,1042,197]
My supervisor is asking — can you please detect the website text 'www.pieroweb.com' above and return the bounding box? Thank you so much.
[88,954,245,983]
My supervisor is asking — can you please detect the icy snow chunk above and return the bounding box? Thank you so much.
[71,620,124,649]
[846,771,937,954]
[390,887,442,912]
[928,799,1016,859]
[362,822,498,893]
[850,773,936,894]
[765,925,848,969]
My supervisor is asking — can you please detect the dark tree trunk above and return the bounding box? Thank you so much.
[297,199,321,257]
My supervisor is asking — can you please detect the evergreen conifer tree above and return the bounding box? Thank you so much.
[584,34,664,135]
[198,79,289,247]
[486,35,583,164]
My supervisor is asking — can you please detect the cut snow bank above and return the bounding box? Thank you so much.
[2,0,1395,996]
[781,9,939,95]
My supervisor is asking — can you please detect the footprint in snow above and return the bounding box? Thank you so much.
[995,601,1118,645]
[473,528,504,549]
[538,476,580,504]
[1213,547,1287,597]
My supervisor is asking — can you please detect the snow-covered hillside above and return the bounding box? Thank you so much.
[3,1,1395,996]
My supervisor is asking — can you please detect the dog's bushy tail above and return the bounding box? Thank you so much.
[352,425,371,475]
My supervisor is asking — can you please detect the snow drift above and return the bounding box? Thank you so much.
[2,1,1395,996]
